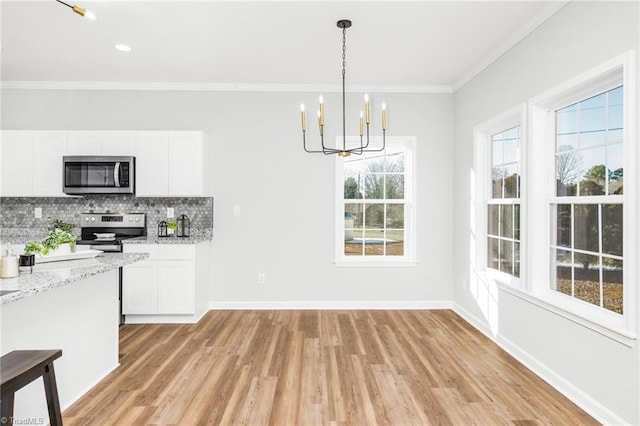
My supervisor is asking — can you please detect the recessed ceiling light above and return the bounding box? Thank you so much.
[115,44,132,52]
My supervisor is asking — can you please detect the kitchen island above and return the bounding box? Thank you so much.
[0,252,148,423]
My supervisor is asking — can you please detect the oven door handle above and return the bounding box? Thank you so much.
[114,162,121,187]
[91,245,121,252]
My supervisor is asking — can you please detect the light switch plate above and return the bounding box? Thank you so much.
[233,205,241,216]
[34,207,42,219]
[167,207,174,218]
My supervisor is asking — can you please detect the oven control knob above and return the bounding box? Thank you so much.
[84,217,89,222]
[129,217,133,222]
[135,218,140,222]
[91,217,96,222]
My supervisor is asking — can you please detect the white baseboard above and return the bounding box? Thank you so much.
[452,303,628,426]
[207,300,452,310]
[124,314,199,324]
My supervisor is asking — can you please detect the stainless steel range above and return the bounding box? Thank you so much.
[77,212,146,325]
[77,212,146,252]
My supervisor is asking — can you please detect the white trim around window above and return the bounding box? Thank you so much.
[528,51,637,338]
[472,51,637,343]
[334,136,417,267]
[473,104,527,288]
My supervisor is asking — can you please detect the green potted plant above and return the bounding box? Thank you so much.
[21,241,42,271]
[41,228,77,256]
[166,221,178,236]
[52,219,75,233]
[23,241,43,256]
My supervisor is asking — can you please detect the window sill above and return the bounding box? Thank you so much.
[334,260,417,268]
[483,272,637,347]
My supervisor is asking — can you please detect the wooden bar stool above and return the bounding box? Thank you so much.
[0,350,63,426]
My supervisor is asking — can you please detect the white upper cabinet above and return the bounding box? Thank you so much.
[1,130,206,197]
[135,131,205,196]
[33,131,67,196]
[101,131,135,155]
[1,131,33,196]
[134,132,169,197]
[168,131,204,196]
[67,131,134,155]
[66,131,102,155]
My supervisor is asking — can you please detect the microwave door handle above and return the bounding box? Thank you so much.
[114,162,121,187]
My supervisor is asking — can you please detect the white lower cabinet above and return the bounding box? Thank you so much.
[122,261,158,314]
[122,243,207,323]
[157,261,194,314]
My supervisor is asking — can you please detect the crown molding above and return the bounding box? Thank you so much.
[0,80,453,94]
[452,1,569,92]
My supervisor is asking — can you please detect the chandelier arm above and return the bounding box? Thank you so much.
[320,127,334,153]
[357,129,386,153]
[303,131,330,154]
[359,123,371,150]
[348,127,385,155]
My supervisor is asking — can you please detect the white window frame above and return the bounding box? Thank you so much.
[473,106,526,288]
[528,51,637,338]
[472,51,637,344]
[334,136,417,267]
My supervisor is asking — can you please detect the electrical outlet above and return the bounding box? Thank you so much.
[167,207,175,218]
[258,273,265,285]
[34,207,42,219]
[233,205,241,216]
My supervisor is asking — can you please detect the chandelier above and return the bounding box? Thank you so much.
[55,0,98,21]
[300,19,387,157]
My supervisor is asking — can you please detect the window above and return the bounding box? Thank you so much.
[550,86,624,314]
[335,137,415,265]
[526,51,635,337]
[473,106,525,287]
[488,126,521,278]
[473,52,636,339]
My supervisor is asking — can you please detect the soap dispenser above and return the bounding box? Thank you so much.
[1,244,20,278]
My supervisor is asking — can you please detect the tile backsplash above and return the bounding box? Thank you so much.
[0,196,213,233]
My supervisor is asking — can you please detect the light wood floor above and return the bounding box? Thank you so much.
[64,310,598,425]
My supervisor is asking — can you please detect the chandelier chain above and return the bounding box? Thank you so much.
[342,27,346,79]
[341,26,347,152]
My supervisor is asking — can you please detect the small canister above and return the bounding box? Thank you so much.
[0,245,20,279]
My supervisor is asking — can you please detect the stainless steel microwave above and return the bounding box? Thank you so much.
[63,156,135,195]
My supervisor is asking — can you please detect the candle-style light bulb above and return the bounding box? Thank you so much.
[300,104,306,131]
[364,94,370,124]
[319,95,325,126]
[381,102,387,130]
[72,5,98,21]
[359,111,364,136]
[317,110,323,135]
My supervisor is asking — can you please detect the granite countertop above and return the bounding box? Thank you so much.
[0,228,212,245]
[124,229,212,245]
[0,252,149,305]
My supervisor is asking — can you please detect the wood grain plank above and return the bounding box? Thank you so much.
[63,310,598,425]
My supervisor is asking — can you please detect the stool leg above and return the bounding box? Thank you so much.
[42,363,63,426]
[1,393,15,425]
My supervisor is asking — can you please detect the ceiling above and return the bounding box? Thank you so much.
[0,1,567,93]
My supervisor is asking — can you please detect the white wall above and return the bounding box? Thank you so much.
[0,90,454,306]
[452,2,639,424]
